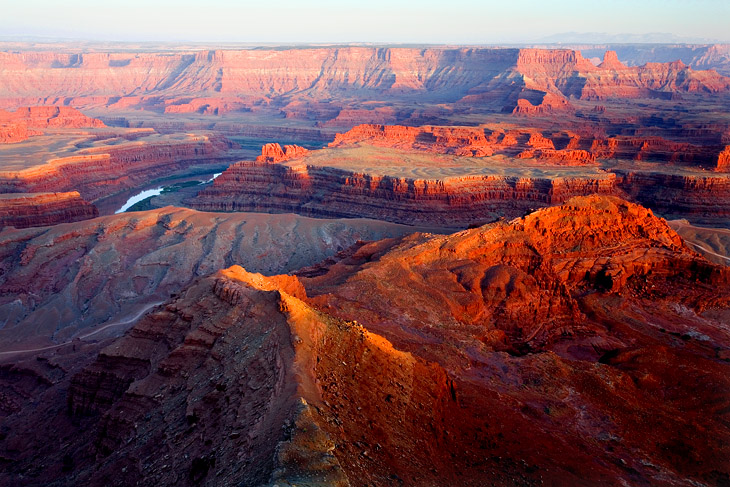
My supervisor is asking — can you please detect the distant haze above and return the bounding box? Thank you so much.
[2,0,729,44]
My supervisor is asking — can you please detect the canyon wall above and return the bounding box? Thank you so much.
[1,48,728,115]
[616,171,730,219]
[192,159,618,226]
[0,134,235,201]
[191,124,730,225]
[333,123,727,168]
[193,158,730,225]
[0,191,98,229]
[0,106,105,129]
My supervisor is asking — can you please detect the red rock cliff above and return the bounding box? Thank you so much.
[0,106,105,128]
[0,134,235,201]
[1,48,727,115]
[0,191,98,228]
[192,158,618,227]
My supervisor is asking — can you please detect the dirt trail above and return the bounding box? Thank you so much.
[0,301,164,359]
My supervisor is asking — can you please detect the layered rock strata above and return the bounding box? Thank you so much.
[0,207,429,351]
[332,124,726,168]
[193,125,730,225]
[0,134,235,201]
[0,191,98,229]
[0,106,104,144]
[0,122,35,144]
[2,196,728,486]
[192,159,618,227]
[0,106,105,129]
[1,48,727,119]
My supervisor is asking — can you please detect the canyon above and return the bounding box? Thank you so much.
[1,46,729,137]
[192,125,730,226]
[1,41,729,486]
[0,192,98,229]
[1,196,728,486]
[0,207,430,352]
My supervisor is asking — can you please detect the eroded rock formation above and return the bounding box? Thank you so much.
[193,157,618,227]
[192,124,730,224]
[332,123,726,168]
[0,134,235,201]
[1,48,727,123]
[2,196,728,486]
[0,207,428,351]
[0,106,105,129]
[0,106,104,144]
[0,191,98,229]
[0,122,35,144]
[256,143,310,163]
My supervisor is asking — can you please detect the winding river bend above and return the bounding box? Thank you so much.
[114,173,223,214]
[115,187,164,213]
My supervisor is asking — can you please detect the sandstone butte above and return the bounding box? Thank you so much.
[1,195,728,486]
[0,106,105,144]
[329,123,728,168]
[192,124,730,226]
[1,48,728,118]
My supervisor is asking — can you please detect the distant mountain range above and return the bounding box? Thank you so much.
[536,32,724,44]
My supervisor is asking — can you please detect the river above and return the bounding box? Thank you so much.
[113,172,223,214]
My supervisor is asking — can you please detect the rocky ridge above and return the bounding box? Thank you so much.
[0,207,430,351]
[1,196,728,486]
[0,106,105,129]
[331,123,727,169]
[0,134,236,201]
[0,106,104,144]
[1,48,728,122]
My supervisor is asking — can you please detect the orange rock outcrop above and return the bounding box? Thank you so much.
[255,143,309,163]
[333,123,727,168]
[0,106,104,144]
[0,106,105,129]
[717,145,730,171]
[4,196,728,486]
[329,124,601,163]
[0,122,35,144]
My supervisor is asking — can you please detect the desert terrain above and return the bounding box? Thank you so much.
[0,41,729,486]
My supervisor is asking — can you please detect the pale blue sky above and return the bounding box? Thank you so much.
[1,0,728,43]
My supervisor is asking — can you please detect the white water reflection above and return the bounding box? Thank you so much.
[114,173,222,214]
[115,187,164,214]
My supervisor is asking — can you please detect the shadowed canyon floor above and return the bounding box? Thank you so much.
[0,196,728,486]
[0,207,436,353]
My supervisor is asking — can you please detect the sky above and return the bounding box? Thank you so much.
[1,0,729,44]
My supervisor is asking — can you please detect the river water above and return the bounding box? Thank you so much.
[114,187,164,214]
[113,172,223,214]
